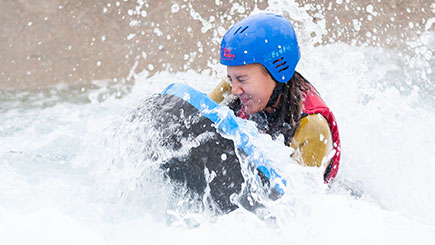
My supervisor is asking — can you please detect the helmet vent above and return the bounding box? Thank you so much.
[278,66,289,73]
[273,57,289,73]
[240,26,249,34]
[234,26,249,35]
[273,57,283,64]
[233,26,242,35]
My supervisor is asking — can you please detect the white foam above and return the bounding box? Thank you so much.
[1,1,435,244]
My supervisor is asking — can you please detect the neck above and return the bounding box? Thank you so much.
[264,82,283,114]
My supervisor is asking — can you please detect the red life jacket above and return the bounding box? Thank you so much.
[302,85,341,183]
[237,84,341,183]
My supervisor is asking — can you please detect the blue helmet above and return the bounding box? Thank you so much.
[220,13,300,83]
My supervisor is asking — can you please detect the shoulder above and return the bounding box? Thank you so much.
[298,114,330,136]
[291,113,333,168]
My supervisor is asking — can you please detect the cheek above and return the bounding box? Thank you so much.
[258,88,270,102]
[245,83,260,96]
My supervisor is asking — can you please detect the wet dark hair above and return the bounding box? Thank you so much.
[271,71,310,142]
[228,69,310,144]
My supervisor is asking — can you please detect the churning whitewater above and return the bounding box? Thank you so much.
[1,1,434,244]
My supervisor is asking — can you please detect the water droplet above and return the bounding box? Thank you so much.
[221,153,227,161]
[217,26,226,36]
[127,33,136,40]
[171,4,180,13]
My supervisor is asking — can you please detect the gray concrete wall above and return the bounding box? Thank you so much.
[0,0,433,90]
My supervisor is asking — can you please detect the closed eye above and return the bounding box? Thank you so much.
[236,75,247,83]
[227,75,247,83]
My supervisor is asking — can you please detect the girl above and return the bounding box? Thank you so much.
[209,13,341,182]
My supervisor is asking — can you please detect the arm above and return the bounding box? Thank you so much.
[290,113,333,169]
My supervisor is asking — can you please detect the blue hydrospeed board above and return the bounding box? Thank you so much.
[162,83,286,196]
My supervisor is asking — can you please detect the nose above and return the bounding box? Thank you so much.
[231,81,243,95]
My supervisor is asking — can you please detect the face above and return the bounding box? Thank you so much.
[227,63,276,114]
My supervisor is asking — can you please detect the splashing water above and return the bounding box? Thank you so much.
[1,1,435,244]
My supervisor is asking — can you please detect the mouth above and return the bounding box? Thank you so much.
[240,98,250,105]
[239,95,251,105]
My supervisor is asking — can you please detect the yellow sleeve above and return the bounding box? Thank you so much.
[290,113,333,169]
[207,79,232,103]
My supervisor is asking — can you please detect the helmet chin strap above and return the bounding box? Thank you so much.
[264,82,284,114]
